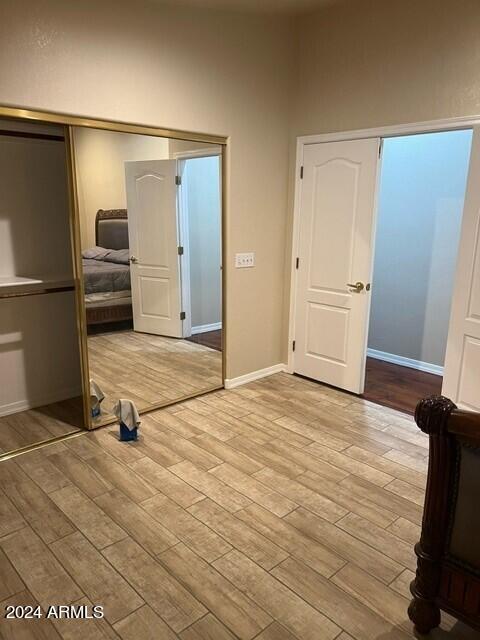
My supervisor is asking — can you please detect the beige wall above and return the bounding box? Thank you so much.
[4,0,480,378]
[293,0,480,136]
[74,128,169,249]
[0,0,295,379]
[283,0,480,360]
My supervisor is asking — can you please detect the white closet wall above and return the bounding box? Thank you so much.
[0,125,81,416]
[0,294,81,415]
[0,135,73,279]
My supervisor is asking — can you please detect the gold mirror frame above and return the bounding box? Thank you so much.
[0,105,227,431]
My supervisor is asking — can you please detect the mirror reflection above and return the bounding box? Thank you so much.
[73,127,223,426]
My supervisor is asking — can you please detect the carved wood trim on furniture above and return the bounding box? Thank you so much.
[87,209,131,326]
[409,395,480,634]
[95,208,128,246]
[86,303,132,326]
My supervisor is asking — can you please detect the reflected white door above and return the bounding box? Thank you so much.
[125,159,182,337]
[443,126,480,410]
[293,138,381,394]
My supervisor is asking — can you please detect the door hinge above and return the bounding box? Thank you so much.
[175,175,182,186]
[178,246,184,255]
[300,166,304,179]
[180,311,186,320]
[295,257,299,269]
[379,139,383,158]
[292,340,296,352]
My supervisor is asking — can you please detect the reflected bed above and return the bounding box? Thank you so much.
[82,209,133,325]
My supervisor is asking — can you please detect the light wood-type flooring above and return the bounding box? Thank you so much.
[0,397,83,455]
[0,373,475,639]
[88,330,223,425]
[0,330,223,455]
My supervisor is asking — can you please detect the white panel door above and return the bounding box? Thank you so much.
[443,126,480,410]
[293,138,381,394]
[125,159,183,337]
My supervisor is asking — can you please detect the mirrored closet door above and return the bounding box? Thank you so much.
[0,118,84,457]
[72,127,224,426]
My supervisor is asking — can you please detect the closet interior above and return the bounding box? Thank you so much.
[0,118,84,456]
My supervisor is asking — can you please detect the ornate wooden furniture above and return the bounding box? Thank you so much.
[409,395,480,634]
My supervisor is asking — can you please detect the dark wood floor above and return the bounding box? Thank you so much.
[363,357,443,416]
[185,329,222,352]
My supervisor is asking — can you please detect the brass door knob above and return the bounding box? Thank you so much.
[129,256,138,263]
[347,281,365,293]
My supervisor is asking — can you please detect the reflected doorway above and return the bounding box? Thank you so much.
[73,127,223,426]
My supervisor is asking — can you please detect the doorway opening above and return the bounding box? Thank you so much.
[363,129,473,414]
[176,152,222,353]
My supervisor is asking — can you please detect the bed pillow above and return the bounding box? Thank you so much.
[82,246,111,260]
[103,249,130,265]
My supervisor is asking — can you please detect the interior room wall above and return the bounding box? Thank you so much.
[0,293,81,415]
[283,0,480,362]
[0,135,73,279]
[184,156,222,331]
[0,129,81,414]
[292,0,480,136]
[0,0,295,380]
[74,128,169,249]
[5,0,477,381]
[367,130,472,371]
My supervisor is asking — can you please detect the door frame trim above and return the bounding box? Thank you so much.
[173,147,223,339]
[0,105,227,145]
[288,114,480,377]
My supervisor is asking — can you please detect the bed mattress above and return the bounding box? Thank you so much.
[85,290,132,308]
[82,258,131,294]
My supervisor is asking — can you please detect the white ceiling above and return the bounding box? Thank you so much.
[157,0,339,14]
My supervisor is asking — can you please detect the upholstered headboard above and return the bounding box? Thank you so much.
[95,209,129,250]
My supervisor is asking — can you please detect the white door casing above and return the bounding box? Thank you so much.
[174,148,223,339]
[292,138,381,394]
[177,158,192,338]
[443,126,480,410]
[125,159,183,338]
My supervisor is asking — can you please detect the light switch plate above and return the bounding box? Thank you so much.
[235,252,255,268]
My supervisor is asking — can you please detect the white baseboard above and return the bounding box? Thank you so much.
[224,363,287,389]
[191,322,222,335]
[0,386,82,418]
[367,348,443,376]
